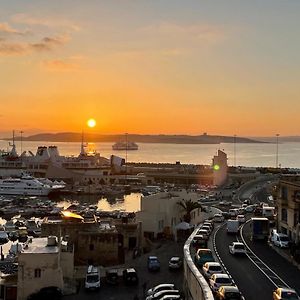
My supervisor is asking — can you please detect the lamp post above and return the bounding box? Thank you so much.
[233,134,237,167]
[20,131,24,154]
[276,133,280,168]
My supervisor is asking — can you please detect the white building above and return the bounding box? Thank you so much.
[17,236,74,300]
[136,190,199,240]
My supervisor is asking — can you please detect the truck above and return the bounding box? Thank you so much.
[251,217,269,241]
[226,219,239,234]
[262,206,276,225]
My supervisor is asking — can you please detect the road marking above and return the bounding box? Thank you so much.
[239,221,291,289]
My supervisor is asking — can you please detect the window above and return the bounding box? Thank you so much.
[89,244,94,251]
[281,208,287,222]
[34,268,41,278]
[281,186,288,200]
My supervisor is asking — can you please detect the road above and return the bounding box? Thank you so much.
[242,221,300,295]
[214,223,274,300]
[64,240,184,300]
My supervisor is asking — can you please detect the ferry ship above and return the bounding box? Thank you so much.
[112,141,138,151]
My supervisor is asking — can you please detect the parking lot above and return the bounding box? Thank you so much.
[64,240,184,300]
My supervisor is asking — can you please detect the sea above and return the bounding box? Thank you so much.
[1,140,300,213]
[1,140,300,168]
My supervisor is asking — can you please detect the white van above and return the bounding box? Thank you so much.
[271,230,289,248]
[85,265,100,290]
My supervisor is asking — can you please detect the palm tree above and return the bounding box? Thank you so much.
[176,199,202,223]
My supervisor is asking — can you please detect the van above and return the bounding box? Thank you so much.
[85,265,100,290]
[270,230,289,248]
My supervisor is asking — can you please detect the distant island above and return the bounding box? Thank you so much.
[3,132,266,144]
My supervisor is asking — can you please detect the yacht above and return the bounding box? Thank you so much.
[0,175,59,196]
[112,141,138,151]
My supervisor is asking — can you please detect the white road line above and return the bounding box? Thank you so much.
[240,220,291,289]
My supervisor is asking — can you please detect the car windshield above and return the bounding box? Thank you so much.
[280,236,289,242]
[216,277,232,284]
[86,275,99,283]
[210,265,222,271]
[281,291,299,299]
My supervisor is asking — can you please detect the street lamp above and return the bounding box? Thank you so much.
[276,134,280,168]
[233,134,237,167]
[20,131,24,154]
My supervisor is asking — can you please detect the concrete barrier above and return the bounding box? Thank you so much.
[183,218,214,300]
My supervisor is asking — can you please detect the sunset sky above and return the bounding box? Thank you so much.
[0,1,300,137]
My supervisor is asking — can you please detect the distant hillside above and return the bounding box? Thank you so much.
[251,136,300,143]
[4,132,265,144]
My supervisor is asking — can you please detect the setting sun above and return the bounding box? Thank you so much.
[87,118,96,128]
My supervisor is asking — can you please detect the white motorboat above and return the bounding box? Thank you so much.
[0,175,59,196]
[112,141,138,151]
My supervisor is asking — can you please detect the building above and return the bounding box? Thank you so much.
[136,190,199,240]
[212,150,228,186]
[276,175,300,242]
[17,236,73,300]
[41,213,140,266]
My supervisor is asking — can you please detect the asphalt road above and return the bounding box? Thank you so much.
[64,240,184,300]
[242,221,300,295]
[214,223,274,300]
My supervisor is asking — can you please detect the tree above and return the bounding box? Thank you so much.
[176,199,202,223]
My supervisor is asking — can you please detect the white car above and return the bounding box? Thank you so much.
[146,290,180,300]
[209,273,233,292]
[147,284,176,296]
[202,262,223,279]
[229,242,247,255]
[237,215,246,223]
[168,257,182,270]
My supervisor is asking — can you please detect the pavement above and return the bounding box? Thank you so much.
[64,240,184,300]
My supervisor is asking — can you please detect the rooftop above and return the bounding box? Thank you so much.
[21,237,59,254]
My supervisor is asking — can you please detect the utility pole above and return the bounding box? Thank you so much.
[276,133,280,168]
[234,134,237,167]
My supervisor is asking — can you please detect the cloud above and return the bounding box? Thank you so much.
[139,22,226,43]
[0,35,69,56]
[0,42,28,56]
[42,59,79,71]
[11,14,81,32]
[0,22,29,36]
[30,35,69,51]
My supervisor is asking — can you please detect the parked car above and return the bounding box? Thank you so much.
[148,256,160,271]
[105,269,119,285]
[168,257,183,270]
[270,230,290,248]
[229,242,247,255]
[147,284,176,296]
[160,295,182,300]
[202,262,223,279]
[123,268,138,286]
[146,290,180,300]
[197,229,209,240]
[194,248,215,267]
[192,235,207,248]
[201,225,212,234]
[273,287,300,300]
[85,265,100,291]
[209,273,233,293]
[216,286,244,300]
